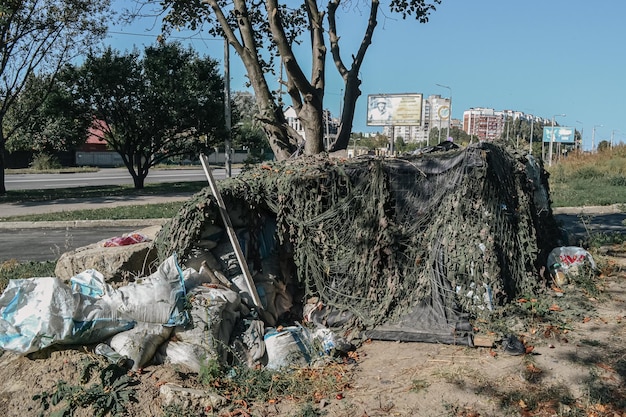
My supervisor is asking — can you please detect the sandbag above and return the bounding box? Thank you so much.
[0,277,133,354]
[110,322,172,370]
[264,326,312,370]
[96,254,188,326]
[173,286,242,365]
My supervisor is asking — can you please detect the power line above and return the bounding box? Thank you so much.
[107,30,221,42]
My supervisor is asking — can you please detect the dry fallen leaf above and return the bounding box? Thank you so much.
[596,363,615,373]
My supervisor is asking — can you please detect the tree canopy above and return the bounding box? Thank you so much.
[5,68,92,154]
[154,0,442,161]
[0,0,112,194]
[75,43,227,188]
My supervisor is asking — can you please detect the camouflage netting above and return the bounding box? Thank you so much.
[153,142,561,345]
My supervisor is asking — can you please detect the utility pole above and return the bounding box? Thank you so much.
[529,117,534,155]
[592,124,603,153]
[436,84,452,140]
[576,121,584,152]
[224,39,232,177]
[548,114,566,166]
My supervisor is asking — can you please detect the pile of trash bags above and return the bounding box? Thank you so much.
[0,254,351,372]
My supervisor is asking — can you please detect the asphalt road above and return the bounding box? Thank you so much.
[0,224,156,263]
[1,211,624,263]
[4,167,239,190]
[1,169,624,263]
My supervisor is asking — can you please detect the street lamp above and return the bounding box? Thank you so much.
[576,121,584,152]
[435,83,452,140]
[611,129,621,149]
[529,116,534,155]
[592,124,603,152]
[548,114,566,166]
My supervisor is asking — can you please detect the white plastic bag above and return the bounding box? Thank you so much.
[547,246,596,275]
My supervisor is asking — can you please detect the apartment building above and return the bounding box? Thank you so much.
[463,108,549,142]
[284,106,339,147]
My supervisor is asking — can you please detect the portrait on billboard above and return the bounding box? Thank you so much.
[367,94,422,126]
[368,96,393,125]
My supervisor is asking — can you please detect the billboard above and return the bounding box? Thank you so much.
[542,126,576,144]
[367,93,423,126]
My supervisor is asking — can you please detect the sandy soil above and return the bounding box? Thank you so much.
[0,252,625,417]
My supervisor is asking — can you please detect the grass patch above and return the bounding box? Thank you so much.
[0,181,206,205]
[5,167,99,175]
[1,202,184,222]
[0,259,56,293]
[547,146,626,207]
[548,178,626,207]
[198,361,350,410]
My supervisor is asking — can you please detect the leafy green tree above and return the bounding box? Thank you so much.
[0,0,111,194]
[395,136,407,153]
[152,0,441,161]
[597,140,610,152]
[76,43,227,189]
[231,91,269,161]
[5,68,92,155]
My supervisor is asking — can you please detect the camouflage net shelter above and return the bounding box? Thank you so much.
[153,142,561,346]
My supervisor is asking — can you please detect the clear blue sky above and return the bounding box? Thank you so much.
[106,1,626,150]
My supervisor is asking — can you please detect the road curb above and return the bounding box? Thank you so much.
[0,218,169,230]
[552,204,625,215]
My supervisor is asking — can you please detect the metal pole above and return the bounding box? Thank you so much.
[224,39,232,177]
[529,117,534,155]
[200,154,263,309]
[592,126,596,152]
[576,121,583,152]
[548,116,555,167]
[592,124,603,152]
[548,114,565,166]
[611,130,615,149]
[436,84,451,139]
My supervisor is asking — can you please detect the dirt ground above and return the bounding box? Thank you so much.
[0,250,625,417]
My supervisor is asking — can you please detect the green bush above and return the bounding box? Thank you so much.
[0,260,56,293]
[609,175,626,186]
[29,153,62,170]
[573,166,602,180]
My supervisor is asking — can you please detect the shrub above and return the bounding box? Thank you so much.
[30,153,61,170]
[609,175,626,186]
[573,166,602,180]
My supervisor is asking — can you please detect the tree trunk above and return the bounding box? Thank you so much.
[133,175,145,189]
[0,130,6,195]
[299,101,324,155]
[331,72,362,152]
[241,51,296,161]
[0,149,6,196]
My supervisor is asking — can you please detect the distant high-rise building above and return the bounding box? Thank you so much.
[464,108,506,142]
[463,108,547,142]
